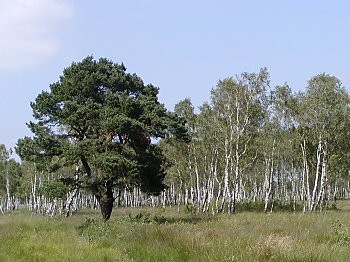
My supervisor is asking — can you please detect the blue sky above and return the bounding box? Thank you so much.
[1,0,350,155]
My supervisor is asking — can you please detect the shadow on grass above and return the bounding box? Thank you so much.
[125,212,217,225]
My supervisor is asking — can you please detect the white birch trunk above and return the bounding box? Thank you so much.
[301,140,311,211]
[65,188,79,217]
[316,143,327,210]
[263,140,275,213]
[5,167,11,212]
[311,140,322,211]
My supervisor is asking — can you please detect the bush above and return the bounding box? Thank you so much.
[123,212,169,224]
[332,220,350,244]
[235,200,303,212]
[76,218,112,242]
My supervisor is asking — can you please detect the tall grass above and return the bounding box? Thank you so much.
[1,202,350,261]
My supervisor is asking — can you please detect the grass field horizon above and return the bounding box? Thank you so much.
[1,201,350,261]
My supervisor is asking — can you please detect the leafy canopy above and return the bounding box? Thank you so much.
[17,56,188,197]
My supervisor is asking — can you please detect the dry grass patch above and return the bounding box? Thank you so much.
[253,234,294,261]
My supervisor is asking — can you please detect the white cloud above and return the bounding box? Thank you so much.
[0,0,73,69]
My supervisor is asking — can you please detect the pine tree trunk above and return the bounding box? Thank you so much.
[96,182,114,221]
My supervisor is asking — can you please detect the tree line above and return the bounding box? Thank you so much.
[1,57,350,219]
[162,69,350,214]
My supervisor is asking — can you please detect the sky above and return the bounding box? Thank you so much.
[1,0,350,156]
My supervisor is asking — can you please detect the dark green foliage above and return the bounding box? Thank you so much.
[38,180,69,199]
[16,56,188,220]
[126,212,153,224]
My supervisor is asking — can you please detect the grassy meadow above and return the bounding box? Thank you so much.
[1,202,350,261]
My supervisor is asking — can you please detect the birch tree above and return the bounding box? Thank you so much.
[0,145,22,213]
[298,74,350,211]
[209,68,269,213]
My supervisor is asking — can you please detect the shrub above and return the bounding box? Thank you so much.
[332,220,350,244]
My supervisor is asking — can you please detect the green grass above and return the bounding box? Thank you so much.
[1,201,350,261]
